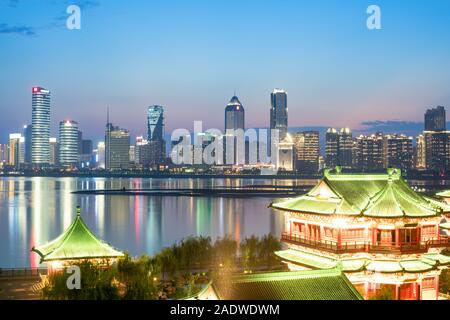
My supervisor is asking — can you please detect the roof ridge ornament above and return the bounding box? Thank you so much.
[76,206,81,216]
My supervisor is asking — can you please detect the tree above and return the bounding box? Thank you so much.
[258,234,282,268]
[240,236,260,270]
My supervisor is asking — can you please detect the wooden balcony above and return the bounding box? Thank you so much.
[281,233,450,255]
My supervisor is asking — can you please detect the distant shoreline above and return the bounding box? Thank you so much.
[0,171,449,181]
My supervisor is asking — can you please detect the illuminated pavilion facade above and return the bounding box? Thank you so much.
[32,207,124,273]
[271,168,450,300]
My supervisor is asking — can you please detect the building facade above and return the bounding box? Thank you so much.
[224,96,245,165]
[147,105,166,166]
[294,131,319,173]
[425,106,446,132]
[58,120,79,167]
[272,168,450,300]
[270,89,288,141]
[105,123,130,170]
[31,87,51,167]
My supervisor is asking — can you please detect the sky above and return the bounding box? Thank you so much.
[1,0,450,144]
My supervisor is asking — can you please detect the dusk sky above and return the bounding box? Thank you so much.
[1,0,450,143]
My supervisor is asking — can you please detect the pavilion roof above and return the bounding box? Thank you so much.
[271,169,450,218]
[32,209,124,263]
[436,190,450,198]
[275,249,446,273]
[210,268,363,300]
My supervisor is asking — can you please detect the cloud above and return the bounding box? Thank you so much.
[0,23,36,36]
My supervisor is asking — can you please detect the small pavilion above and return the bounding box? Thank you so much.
[32,206,124,273]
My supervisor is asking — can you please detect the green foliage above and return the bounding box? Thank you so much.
[41,234,282,300]
[117,254,157,299]
[369,286,395,300]
[440,268,450,295]
[42,261,120,300]
[213,236,238,268]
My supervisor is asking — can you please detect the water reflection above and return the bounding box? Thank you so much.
[0,177,286,268]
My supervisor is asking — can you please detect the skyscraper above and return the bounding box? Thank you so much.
[224,95,245,165]
[97,141,105,169]
[354,133,384,171]
[325,128,339,168]
[338,128,353,168]
[23,124,32,165]
[8,133,24,168]
[415,134,426,170]
[58,120,79,167]
[105,123,130,170]
[325,128,353,169]
[293,131,319,173]
[383,134,414,171]
[270,88,288,140]
[425,106,446,132]
[49,137,58,166]
[31,87,51,167]
[147,105,166,166]
[225,96,245,131]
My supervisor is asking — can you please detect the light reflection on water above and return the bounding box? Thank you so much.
[0,177,308,268]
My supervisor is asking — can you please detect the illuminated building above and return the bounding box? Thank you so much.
[31,87,51,167]
[354,133,384,171]
[277,133,294,171]
[32,207,124,273]
[383,134,413,171]
[58,120,79,167]
[8,133,24,168]
[272,168,450,300]
[415,134,426,170]
[49,138,58,166]
[224,96,245,165]
[147,105,166,166]
[325,128,353,169]
[270,88,288,141]
[105,123,130,170]
[425,106,446,132]
[97,141,105,169]
[294,131,319,173]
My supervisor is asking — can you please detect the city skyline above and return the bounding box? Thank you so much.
[2,0,450,142]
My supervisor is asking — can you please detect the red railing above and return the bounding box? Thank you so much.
[281,233,450,255]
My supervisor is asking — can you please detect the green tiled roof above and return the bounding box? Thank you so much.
[212,269,363,300]
[440,222,450,230]
[32,211,124,263]
[271,169,450,218]
[423,253,450,265]
[276,249,439,273]
[436,190,450,198]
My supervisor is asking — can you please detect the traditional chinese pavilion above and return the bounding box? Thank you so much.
[32,207,124,273]
[271,168,450,300]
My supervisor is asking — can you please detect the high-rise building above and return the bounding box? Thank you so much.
[325,128,353,169]
[0,144,8,167]
[8,133,24,168]
[424,131,450,172]
[293,131,319,173]
[415,134,426,170]
[23,124,32,165]
[338,128,353,168]
[31,87,51,167]
[354,133,385,171]
[147,105,166,166]
[425,106,446,132]
[105,123,130,170]
[270,88,288,141]
[49,137,58,166]
[276,134,294,171]
[383,134,413,171]
[325,128,339,168]
[58,120,79,167]
[225,96,245,131]
[224,96,245,165]
[97,141,105,169]
[80,139,93,166]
